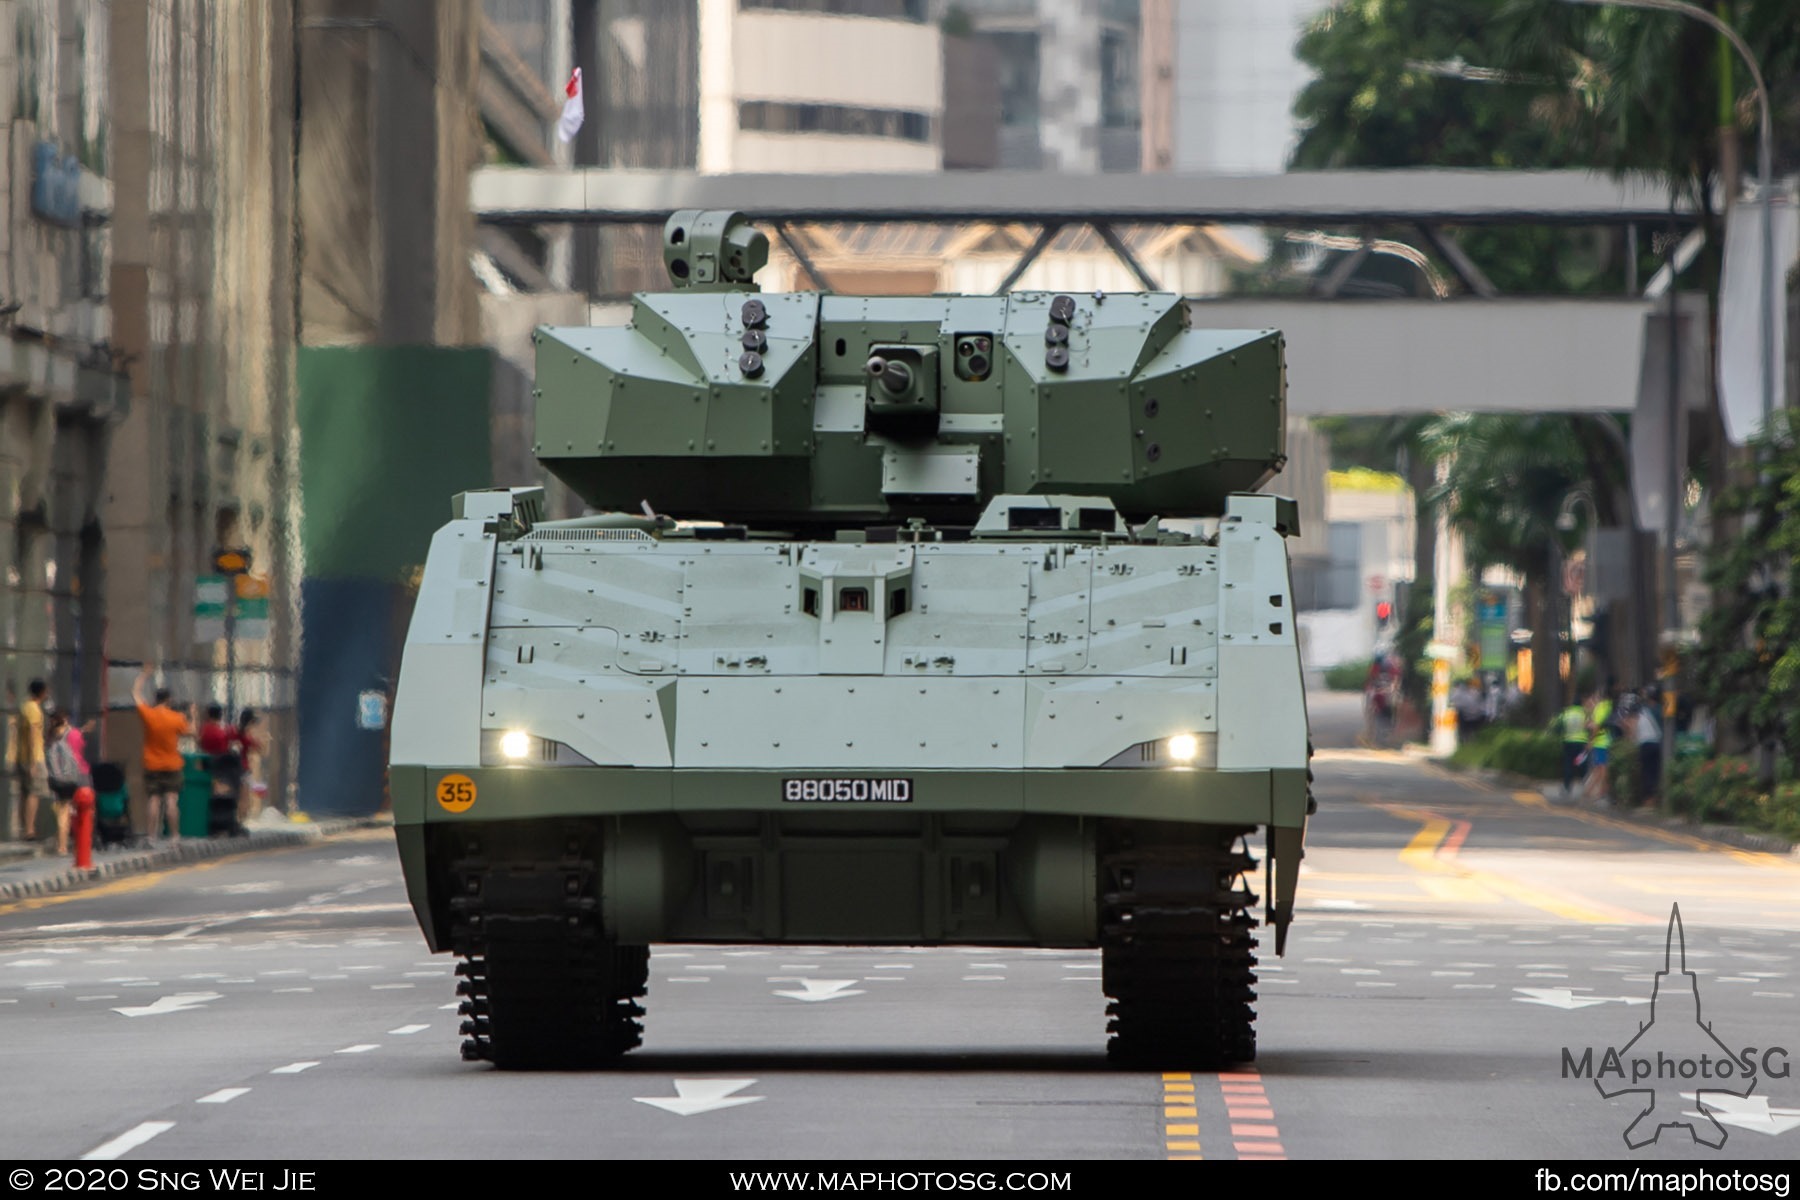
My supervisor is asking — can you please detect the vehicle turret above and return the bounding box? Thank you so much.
[531,211,1286,530]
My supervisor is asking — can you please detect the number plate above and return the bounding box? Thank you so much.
[781,778,913,804]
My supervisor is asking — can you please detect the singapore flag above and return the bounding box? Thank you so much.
[557,68,584,143]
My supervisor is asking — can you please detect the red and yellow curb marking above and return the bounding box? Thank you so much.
[1162,1072,1201,1159]
[1219,1069,1286,1159]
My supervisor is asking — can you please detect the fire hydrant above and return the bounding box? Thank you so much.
[72,785,96,870]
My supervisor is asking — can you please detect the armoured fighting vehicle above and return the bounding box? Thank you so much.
[389,211,1312,1069]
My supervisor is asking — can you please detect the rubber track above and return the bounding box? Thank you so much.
[1100,823,1258,1068]
[448,851,648,1070]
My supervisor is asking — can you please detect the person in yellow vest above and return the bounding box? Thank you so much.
[1555,699,1589,795]
[1585,690,1615,802]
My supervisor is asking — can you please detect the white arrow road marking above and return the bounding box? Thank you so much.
[633,1079,765,1117]
[1512,987,1651,1010]
[82,1121,175,1160]
[111,992,222,1018]
[773,979,865,1002]
[1682,1093,1800,1136]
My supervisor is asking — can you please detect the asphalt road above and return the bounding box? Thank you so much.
[1,705,1796,1163]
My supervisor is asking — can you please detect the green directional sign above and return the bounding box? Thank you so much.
[236,596,271,642]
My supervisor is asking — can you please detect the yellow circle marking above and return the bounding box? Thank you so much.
[436,773,477,813]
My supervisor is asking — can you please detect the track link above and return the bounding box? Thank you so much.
[448,838,648,1069]
[1100,822,1258,1068]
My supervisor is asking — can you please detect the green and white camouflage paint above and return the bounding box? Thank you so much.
[389,211,1311,1069]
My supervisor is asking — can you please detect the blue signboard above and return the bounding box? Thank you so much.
[357,690,389,732]
[31,141,82,228]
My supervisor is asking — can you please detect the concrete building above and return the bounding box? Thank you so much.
[946,0,1139,172]
[0,0,309,836]
[1294,472,1416,671]
[1140,0,1328,175]
[0,0,130,838]
[700,0,942,174]
[104,0,303,826]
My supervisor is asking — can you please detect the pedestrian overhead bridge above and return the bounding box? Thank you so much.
[471,168,1704,419]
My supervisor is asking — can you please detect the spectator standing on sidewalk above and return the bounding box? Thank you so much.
[198,705,233,758]
[133,667,191,840]
[235,709,266,822]
[44,710,88,856]
[1635,688,1662,806]
[1556,699,1589,795]
[9,679,51,842]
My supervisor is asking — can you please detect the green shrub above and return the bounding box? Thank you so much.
[1324,659,1371,692]
[1448,727,1562,779]
[1753,785,1800,841]
[1667,756,1762,826]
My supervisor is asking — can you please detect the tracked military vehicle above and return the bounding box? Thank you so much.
[389,210,1311,1070]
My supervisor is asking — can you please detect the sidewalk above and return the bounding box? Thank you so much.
[0,810,394,902]
[1433,755,1796,857]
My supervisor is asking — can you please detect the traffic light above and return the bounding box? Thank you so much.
[1375,600,1392,625]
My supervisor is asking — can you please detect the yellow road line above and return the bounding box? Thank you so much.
[1163,1073,1202,1160]
[1507,789,1800,872]
[1370,799,1651,924]
[1398,816,1452,870]
[0,837,335,917]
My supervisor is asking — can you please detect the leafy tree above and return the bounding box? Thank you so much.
[1291,0,1638,294]
[1420,414,1599,719]
[1687,416,1800,769]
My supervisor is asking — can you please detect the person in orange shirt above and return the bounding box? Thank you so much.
[133,666,192,840]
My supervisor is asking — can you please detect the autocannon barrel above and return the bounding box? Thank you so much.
[867,355,913,395]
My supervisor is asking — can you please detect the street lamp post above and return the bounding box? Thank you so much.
[1560,0,1777,435]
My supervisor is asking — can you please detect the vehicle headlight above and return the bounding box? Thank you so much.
[478,730,599,767]
[1099,733,1217,769]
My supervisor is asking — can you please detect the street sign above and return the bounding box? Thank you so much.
[235,574,270,600]
[236,597,271,642]
[357,691,389,731]
[1367,574,1387,595]
[194,575,227,643]
[1478,590,1509,669]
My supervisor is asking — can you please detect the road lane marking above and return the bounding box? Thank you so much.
[1217,1069,1286,1159]
[82,1121,175,1160]
[111,992,221,1018]
[335,1044,379,1053]
[1376,801,1652,924]
[634,1079,764,1116]
[1162,1073,1202,1160]
[388,1024,429,1035]
[773,979,864,1002]
[198,1088,250,1104]
[270,1062,319,1073]
[1493,776,1800,871]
